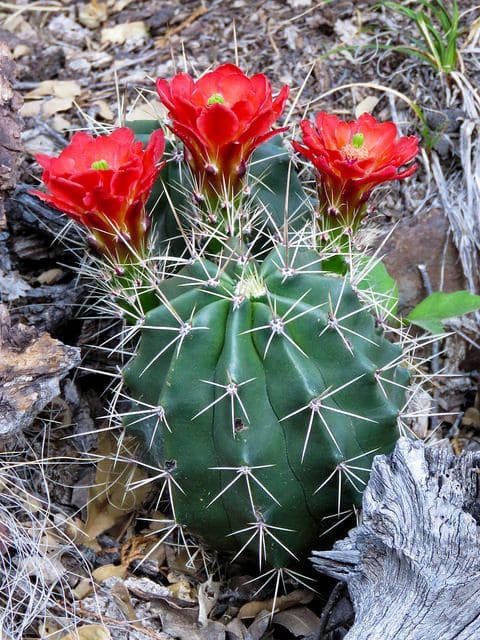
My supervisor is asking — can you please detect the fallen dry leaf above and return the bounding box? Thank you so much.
[19,554,65,585]
[93,563,128,582]
[3,14,37,40]
[101,21,148,46]
[24,80,82,100]
[166,576,197,603]
[462,406,480,428]
[111,0,137,11]
[92,99,114,121]
[52,114,72,132]
[36,268,64,285]
[81,430,151,542]
[60,625,111,640]
[127,99,167,122]
[12,44,32,59]
[238,588,314,619]
[273,606,321,636]
[79,1,108,29]
[74,562,128,599]
[21,96,74,119]
[21,80,82,120]
[355,95,380,118]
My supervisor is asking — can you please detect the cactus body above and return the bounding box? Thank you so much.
[124,247,408,570]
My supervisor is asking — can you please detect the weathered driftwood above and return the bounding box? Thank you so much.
[311,438,480,640]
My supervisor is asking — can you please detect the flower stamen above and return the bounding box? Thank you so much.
[341,142,369,162]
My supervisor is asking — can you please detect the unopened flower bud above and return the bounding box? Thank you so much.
[205,163,219,176]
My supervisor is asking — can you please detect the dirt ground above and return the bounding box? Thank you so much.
[1,1,480,638]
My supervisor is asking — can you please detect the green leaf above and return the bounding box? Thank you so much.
[408,317,445,334]
[406,290,480,333]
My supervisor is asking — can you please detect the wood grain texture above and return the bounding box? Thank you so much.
[0,41,23,228]
[311,438,480,640]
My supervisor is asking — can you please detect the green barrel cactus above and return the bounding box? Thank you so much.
[32,63,466,579]
[123,246,408,570]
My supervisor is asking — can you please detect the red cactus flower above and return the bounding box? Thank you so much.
[32,127,165,261]
[292,112,419,233]
[156,63,289,202]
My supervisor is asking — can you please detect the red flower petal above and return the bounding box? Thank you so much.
[271,84,289,120]
[193,64,244,103]
[196,103,240,150]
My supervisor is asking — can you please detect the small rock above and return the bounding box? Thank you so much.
[36,268,64,285]
[0,270,31,301]
[20,555,65,584]
[48,15,89,46]
[379,208,465,314]
[287,0,312,7]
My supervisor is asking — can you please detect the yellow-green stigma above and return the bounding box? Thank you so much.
[351,133,365,149]
[235,270,266,300]
[207,93,225,105]
[91,159,109,170]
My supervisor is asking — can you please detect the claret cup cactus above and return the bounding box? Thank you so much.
[33,64,420,577]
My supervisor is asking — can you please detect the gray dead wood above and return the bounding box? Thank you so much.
[311,438,480,640]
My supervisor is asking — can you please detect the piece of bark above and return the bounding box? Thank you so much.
[311,438,480,640]
[0,304,80,447]
[10,282,79,332]
[7,186,76,243]
[0,41,23,229]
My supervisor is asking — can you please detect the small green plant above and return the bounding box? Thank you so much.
[382,0,460,74]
